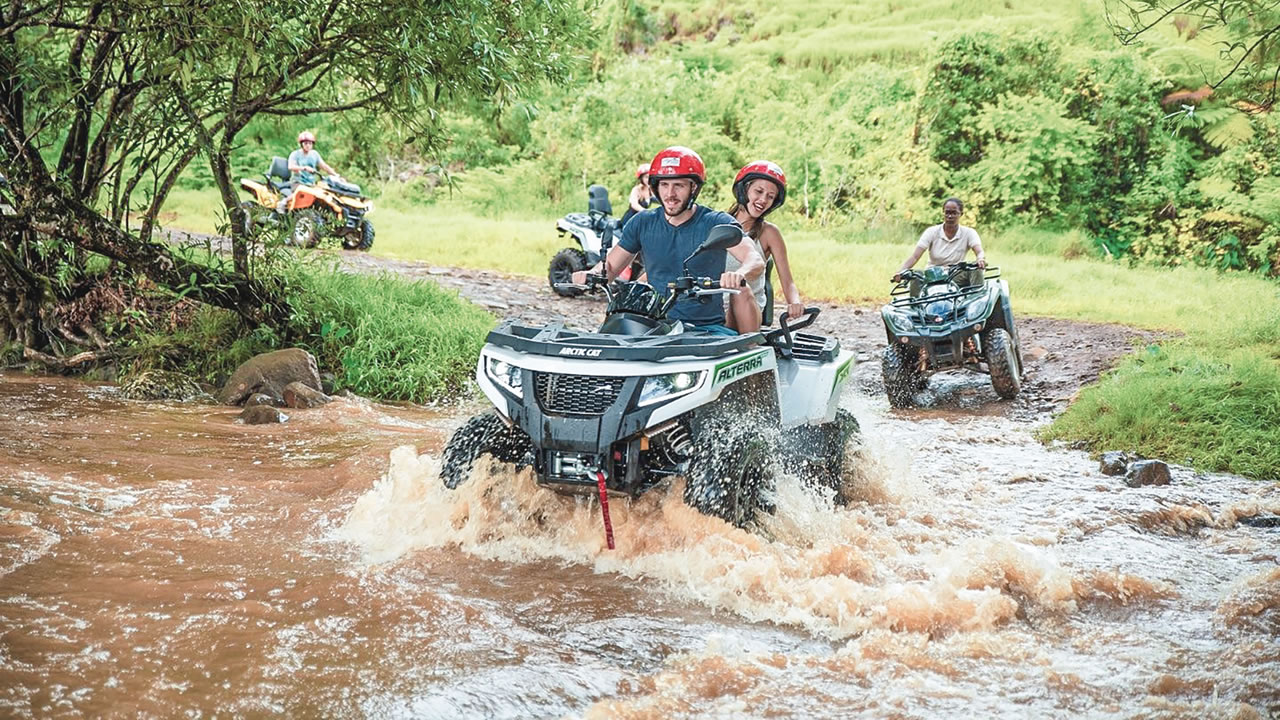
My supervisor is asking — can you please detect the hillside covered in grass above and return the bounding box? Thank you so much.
[201,0,1277,276]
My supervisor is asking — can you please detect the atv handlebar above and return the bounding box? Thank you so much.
[553,273,738,315]
[892,261,997,289]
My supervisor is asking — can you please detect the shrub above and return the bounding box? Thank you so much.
[960,93,1100,223]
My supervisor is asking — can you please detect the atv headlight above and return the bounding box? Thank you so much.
[485,357,523,397]
[965,300,986,320]
[883,308,914,333]
[639,371,704,407]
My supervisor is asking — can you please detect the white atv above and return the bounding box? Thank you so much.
[548,184,641,297]
[443,225,859,545]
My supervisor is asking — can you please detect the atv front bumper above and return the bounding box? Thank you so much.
[891,321,986,370]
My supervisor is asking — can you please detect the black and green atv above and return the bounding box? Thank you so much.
[879,262,1023,408]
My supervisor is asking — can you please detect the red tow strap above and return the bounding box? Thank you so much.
[595,470,615,550]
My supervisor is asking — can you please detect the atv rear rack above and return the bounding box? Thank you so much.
[487,320,763,361]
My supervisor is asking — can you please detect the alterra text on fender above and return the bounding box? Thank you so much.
[712,351,766,387]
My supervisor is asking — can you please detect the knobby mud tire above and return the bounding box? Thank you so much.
[984,327,1021,399]
[881,343,920,409]
[778,408,860,498]
[826,408,862,502]
[439,413,533,489]
[684,430,775,529]
[549,248,588,297]
[343,221,374,251]
[292,209,323,248]
[237,201,258,234]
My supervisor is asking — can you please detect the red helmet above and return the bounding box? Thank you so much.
[648,146,706,206]
[636,163,649,178]
[733,160,786,215]
[297,131,316,144]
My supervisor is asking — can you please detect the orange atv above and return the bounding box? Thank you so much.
[238,156,375,250]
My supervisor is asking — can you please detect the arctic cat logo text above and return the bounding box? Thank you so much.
[558,347,603,357]
[831,355,854,400]
[713,351,766,386]
[834,356,853,387]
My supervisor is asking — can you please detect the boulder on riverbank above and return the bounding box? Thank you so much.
[1126,459,1172,487]
[240,405,288,424]
[283,381,331,409]
[218,349,322,406]
[1100,451,1132,476]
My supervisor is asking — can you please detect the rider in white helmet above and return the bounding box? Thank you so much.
[277,131,338,213]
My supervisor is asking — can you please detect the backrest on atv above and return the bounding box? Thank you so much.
[588,184,612,215]
[267,156,292,191]
[761,257,776,326]
[268,156,290,181]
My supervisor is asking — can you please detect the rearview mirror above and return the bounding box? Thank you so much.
[684,223,745,266]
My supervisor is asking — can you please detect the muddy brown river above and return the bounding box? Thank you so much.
[1,367,1277,719]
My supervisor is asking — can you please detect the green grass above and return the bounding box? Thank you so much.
[658,0,1108,68]
[369,205,566,273]
[127,239,496,403]
[289,266,495,403]
[158,189,224,235]
[1041,341,1280,480]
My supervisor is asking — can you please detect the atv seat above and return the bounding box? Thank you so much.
[267,156,292,192]
[326,176,362,197]
[588,184,613,215]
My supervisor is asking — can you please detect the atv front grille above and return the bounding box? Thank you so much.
[533,372,625,415]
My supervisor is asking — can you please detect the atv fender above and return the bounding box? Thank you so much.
[239,178,275,206]
[289,187,340,214]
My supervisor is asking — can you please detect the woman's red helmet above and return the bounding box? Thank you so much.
[733,160,786,216]
[636,163,649,178]
[297,130,316,145]
[648,146,706,206]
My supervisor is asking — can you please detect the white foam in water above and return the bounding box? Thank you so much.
[337,439,1100,641]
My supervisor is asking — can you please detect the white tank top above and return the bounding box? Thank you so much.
[724,233,768,311]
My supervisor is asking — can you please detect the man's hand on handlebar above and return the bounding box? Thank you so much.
[718,271,747,289]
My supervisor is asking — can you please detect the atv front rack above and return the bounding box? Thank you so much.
[487,320,763,361]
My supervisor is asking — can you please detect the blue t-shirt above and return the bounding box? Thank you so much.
[288,149,323,185]
[618,205,742,326]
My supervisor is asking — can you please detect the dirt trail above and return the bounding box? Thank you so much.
[339,253,1162,420]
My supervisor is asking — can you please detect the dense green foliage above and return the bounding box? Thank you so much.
[288,268,493,402]
[357,1,1276,276]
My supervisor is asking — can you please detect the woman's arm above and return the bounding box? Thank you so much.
[629,184,647,212]
[895,245,926,278]
[760,224,805,318]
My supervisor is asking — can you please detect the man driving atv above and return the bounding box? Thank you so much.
[276,131,339,212]
[572,146,765,335]
[893,196,986,296]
